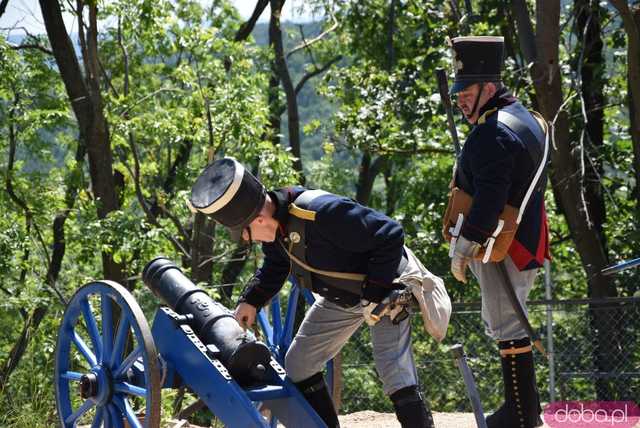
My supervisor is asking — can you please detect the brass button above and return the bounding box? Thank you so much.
[289,232,301,243]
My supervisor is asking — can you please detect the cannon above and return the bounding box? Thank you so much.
[142,257,271,386]
[54,257,329,428]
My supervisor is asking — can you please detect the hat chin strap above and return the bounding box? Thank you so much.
[469,82,485,124]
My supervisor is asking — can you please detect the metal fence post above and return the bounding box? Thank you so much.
[544,259,556,402]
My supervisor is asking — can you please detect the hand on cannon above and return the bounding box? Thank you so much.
[234,302,257,330]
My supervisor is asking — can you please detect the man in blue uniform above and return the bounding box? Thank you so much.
[189,158,452,428]
[446,36,550,428]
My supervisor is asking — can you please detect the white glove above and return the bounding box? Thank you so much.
[450,235,481,283]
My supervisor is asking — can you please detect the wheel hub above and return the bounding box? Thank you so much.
[79,373,98,399]
[78,366,112,405]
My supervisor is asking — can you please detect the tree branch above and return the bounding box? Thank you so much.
[376,146,454,155]
[0,306,48,390]
[270,0,304,182]
[511,0,537,65]
[235,0,269,41]
[125,135,191,259]
[8,43,53,55]
[286,14,338,59]
[117,14,129,97]
[0,0,9,18]
[118,88,181,117]
[294,55,341,96]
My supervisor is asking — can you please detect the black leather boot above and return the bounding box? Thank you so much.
[390,385,435,428]
[486,337,543,428]
[294,372,340,428]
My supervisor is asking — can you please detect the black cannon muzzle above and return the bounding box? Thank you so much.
[142,257,271,385]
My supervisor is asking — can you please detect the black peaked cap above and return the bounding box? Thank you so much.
[189,158,266,240]
[450,36,504,94]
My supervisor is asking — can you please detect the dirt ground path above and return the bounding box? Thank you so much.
[339,411,554,428]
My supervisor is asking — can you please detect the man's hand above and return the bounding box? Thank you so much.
[234,302,257,330]
[361,299,382,326]
[450,235,481,283]
[362,290,414,326]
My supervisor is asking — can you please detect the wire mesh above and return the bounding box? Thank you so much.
[336,297,640,413]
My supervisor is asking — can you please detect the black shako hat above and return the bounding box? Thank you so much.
[450,36,504,94]
[188,158,266,241]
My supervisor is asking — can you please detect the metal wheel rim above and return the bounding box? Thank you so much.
[54,280,161,428]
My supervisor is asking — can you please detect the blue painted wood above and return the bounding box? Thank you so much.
[152,307,327,427]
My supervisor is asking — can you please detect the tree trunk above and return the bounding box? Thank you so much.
[512,0,615,297]
[220,243,251,303]
[608,2,640,208]
[575,0,622,399]
[512,0,618,400]
[190,214,216,285]
[575,0,608,266]
[356,153,387,205]
[39,0,124,284]
[355,0,398,206]
[270,0,305,183]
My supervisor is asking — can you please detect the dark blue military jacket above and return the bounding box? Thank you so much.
[456,88,550,270]
[239,187,405,308]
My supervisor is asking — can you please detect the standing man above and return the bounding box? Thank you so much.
[188,157,451,428]
[445,36,550,428]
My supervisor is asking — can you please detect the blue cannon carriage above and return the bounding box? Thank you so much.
[54,257,330,428]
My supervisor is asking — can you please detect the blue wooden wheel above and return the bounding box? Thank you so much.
[55,280,161,428]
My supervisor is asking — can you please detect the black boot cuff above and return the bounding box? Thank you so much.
[498,337,531,350]
[294,372,327,395]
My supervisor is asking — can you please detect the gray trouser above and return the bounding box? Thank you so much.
[469,255,538,341]
[285,297,418,396]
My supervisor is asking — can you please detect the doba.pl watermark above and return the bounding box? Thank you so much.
[544,401,640,427]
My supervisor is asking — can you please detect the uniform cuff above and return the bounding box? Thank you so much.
[461,222,490,245]
[361,280,396,303]
[237,292,266,309]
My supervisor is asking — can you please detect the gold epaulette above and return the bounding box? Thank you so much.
[477,107,498,124]
[289,203,317,221]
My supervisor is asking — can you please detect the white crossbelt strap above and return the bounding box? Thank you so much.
[448,213,465,258]
[499,111,550,224]
[482,219,505,263]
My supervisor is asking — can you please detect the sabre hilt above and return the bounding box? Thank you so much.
[370,288,416,323]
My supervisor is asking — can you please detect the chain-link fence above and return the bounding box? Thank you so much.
[336,295,640,414]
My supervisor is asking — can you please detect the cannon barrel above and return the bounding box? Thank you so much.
[142,257,270,385]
